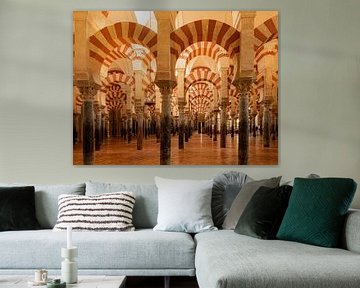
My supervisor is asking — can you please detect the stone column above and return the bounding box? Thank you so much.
[77,80,99,165]
[263,96,272,147]
[177,68,186,150]
[157,81,175,165]
[155,111,161,143]
[220,67,229,148]
[272,102,278,140]
[258,106,263,135]
[235,77,253,164]
[213,109,219,142]
[154,12,176,164]
[73,113,80,144]
[127,111,132,143]
[135,101,144,150]
[251,108,257,137]
[101,111,106,142]
[94,102,102,151]
[134,69,145,150]
[230,113,235,138]
[234,11,256,164]
[184,113,189,142]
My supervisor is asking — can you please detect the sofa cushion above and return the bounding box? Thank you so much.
[153,177,216,233]
[212,171,250,228]
[53,192,136,232]
[195,230,360,288]
[234,185,292,239]
[0,183,86,229]
[277,178,357,247]
[222,177,281,230]
[86,182,158,229]
[0,229,195,271]
[0,186,40,231]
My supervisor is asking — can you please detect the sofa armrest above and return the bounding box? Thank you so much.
[342,209,360,253]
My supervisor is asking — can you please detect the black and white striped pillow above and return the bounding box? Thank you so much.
[53,192,135,231]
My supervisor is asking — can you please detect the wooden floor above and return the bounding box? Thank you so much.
[126,276,199,288]
[73,132,278,165]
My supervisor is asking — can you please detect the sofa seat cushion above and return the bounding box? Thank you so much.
[195,230,360,288]
[0,229,195,270]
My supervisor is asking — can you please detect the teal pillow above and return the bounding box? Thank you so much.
[277,178,357,247]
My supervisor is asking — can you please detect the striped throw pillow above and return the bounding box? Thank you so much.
[53,192,135,231]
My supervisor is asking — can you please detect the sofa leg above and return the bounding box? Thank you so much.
[164,276,170,288]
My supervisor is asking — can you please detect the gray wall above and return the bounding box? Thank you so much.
[0,0,359,208]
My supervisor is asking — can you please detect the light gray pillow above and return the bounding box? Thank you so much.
[0,183,85,228]
[222,176,281,230]
[212,171,252,228]
[153,177,217,233]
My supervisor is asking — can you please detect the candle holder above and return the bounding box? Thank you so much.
[61,247,78,284]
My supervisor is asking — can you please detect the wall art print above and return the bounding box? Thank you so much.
[73,11,278,165]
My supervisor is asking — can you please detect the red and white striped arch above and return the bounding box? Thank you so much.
[170,20,240,59]
[89,22,157,63]
[89,22,157,82]
[254,15,278,50]
[105,83,127,111]
[185,68,221,91]
[101,70,134,88]
[178,42,229,66]
[188,82,214,114]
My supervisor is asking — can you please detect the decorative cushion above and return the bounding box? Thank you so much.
[153,177,217,233]
[86,181,158,229]
[222,176,281,230]
[0,186,41,231]
[277,178,357,247]
[235,185,293,239]
[53,192,136,232]
[0,183,86,228]
[212,171,250,228]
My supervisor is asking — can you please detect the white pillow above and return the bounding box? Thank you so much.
[153,177,217,233]
[53,192,135,232]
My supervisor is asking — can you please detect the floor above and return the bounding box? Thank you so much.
[73,132,278,165]
[126,276,199,288]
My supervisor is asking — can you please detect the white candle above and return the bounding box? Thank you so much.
[67,225,72,249]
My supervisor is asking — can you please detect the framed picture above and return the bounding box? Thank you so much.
[73,11,278,165]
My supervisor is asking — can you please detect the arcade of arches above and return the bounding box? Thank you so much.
[73,11,278,165]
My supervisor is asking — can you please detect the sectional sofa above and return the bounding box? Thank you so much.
[0,179,359,288]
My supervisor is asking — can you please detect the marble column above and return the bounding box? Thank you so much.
[263,97,271,147]
[77,80,99,165]
[157,81,175,165]
[234,11,256,165]
[178,100,185,149]
[213,109,219,142]
[135,101,144,150]
[177,68,186,150]
[231,113,235,138]
[235,77,253,164]
[184,114,189,142]
[155,112,161,143]
[251,109,257,137]
[134,68,145,150]
[127,111,132,144]
[220,67,229,148]
[94,103,102,151]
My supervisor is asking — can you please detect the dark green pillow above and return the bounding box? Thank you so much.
[235,185,292,239]
[0,186,41,231]
[277,178,357,247]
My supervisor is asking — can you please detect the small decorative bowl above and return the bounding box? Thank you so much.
[47,279,66,288]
